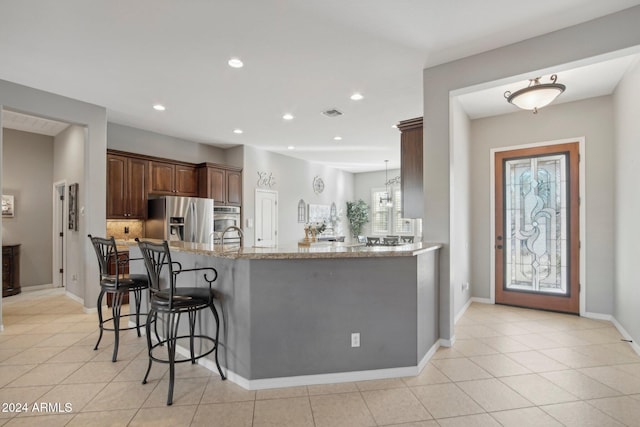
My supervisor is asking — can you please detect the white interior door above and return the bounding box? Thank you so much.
[52,181,67,288]
[255,189,278,247]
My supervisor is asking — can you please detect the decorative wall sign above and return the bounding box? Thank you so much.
[257,171,276,188]
[68,183,79,231]
[2,195,15,217]
[313,176,325,194]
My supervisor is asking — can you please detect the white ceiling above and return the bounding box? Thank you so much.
[1,1,639,172]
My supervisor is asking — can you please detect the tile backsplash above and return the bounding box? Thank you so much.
[106,220,144,240]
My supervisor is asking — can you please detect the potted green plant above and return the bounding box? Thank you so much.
[346,199,369,238]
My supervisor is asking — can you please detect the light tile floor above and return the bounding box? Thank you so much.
[1,288,640,426]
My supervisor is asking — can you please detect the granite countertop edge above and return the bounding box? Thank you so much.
[117,239,442,260]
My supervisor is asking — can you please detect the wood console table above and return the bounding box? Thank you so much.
[2,244,21,297]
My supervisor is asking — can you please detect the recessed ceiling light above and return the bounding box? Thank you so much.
[287,146,295,150]
[228,57,244,68]
[350,93,364,101]
[233,129,243,134]
[391,124,398,129]
[334,136,342,141]
[153,104,166,111]
[282,113,294,120]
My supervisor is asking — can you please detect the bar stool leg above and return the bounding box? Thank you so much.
[166,311,180,406]
[189,309,196,364]
[210,304,226,380]
[133,288,143,337]
[142,308,155,385]
[111,291,123,363]
[94,289,106,351]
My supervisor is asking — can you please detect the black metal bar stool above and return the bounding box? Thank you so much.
[136,238,225,405]
[88,235,150,362]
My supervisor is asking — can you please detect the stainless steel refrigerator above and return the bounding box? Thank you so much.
[146,196,215,244]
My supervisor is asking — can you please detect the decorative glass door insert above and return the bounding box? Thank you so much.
[504,154,567,295]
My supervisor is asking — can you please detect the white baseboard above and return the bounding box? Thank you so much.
[582,311,612,321]
[439,337,455,347]
[181,340,442,391]
[455,298,473,324]
[610,316,640,356]
[471,297,492,304]
[21,283,56,292]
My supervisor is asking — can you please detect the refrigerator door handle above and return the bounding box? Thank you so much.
[190,201,197,242]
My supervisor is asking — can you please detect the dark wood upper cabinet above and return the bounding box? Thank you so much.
[226,169,242,206]
[107,153,148,219]
[398,117,423,218]
[197,163,242,206]
[149,161,198,197]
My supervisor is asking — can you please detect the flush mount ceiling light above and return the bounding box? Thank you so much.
[350,92,364,101]
[504,74,565,114]
[233,129,243,134]
[333,136,342,141]
[228,57,244,68]
[153,104,166,111]
[282,113,294,120]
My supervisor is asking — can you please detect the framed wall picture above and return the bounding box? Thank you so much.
[2,195,15,217]
[68,183,78,231]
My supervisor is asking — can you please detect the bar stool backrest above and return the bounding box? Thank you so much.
[136,239,177,308]
[88,235,121,285]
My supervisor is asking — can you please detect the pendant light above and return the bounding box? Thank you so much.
[379,160,393,207]
[504,74,565,114]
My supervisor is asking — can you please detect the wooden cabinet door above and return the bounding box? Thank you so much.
[226,170,242,206]
[127,157,148,218]
[398,117,423,218]
[175,164,198,196]
[107,154,128,218]
[208,168,226,202]
[149,161,175,194]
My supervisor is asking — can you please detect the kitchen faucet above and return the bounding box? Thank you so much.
[221,225,243,247]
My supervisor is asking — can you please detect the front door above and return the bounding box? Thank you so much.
[495,142,580,314]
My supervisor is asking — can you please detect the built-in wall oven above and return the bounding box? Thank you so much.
[213,206,241,245]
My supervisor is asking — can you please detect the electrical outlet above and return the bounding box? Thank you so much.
[124,226,130,234]
[462,282,470,291]
[351,332,360,348]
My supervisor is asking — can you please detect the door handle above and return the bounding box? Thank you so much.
[496,245,503,249]
[257,238,262,242]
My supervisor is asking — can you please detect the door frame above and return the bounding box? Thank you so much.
[489,137,586,315]
[52,180,67,288]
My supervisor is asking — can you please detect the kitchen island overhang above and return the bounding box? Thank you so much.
[126,241,442,390]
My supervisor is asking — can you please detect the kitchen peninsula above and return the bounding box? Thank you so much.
[126,240,441,390]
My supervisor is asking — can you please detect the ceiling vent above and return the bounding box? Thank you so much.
[321,108,343,118]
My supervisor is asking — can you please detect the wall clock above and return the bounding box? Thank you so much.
[313,176,325,194]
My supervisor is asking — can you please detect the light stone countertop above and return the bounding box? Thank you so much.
[118,239,441,260]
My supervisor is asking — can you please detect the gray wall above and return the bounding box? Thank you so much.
[54,125,87,296]
[107,122,228,164]
[450,99,472,317]
[423,5,640,341]
[1,79,107,319]
[1,128,54,287]
[470,96,615,314]
[613,58,640,343]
